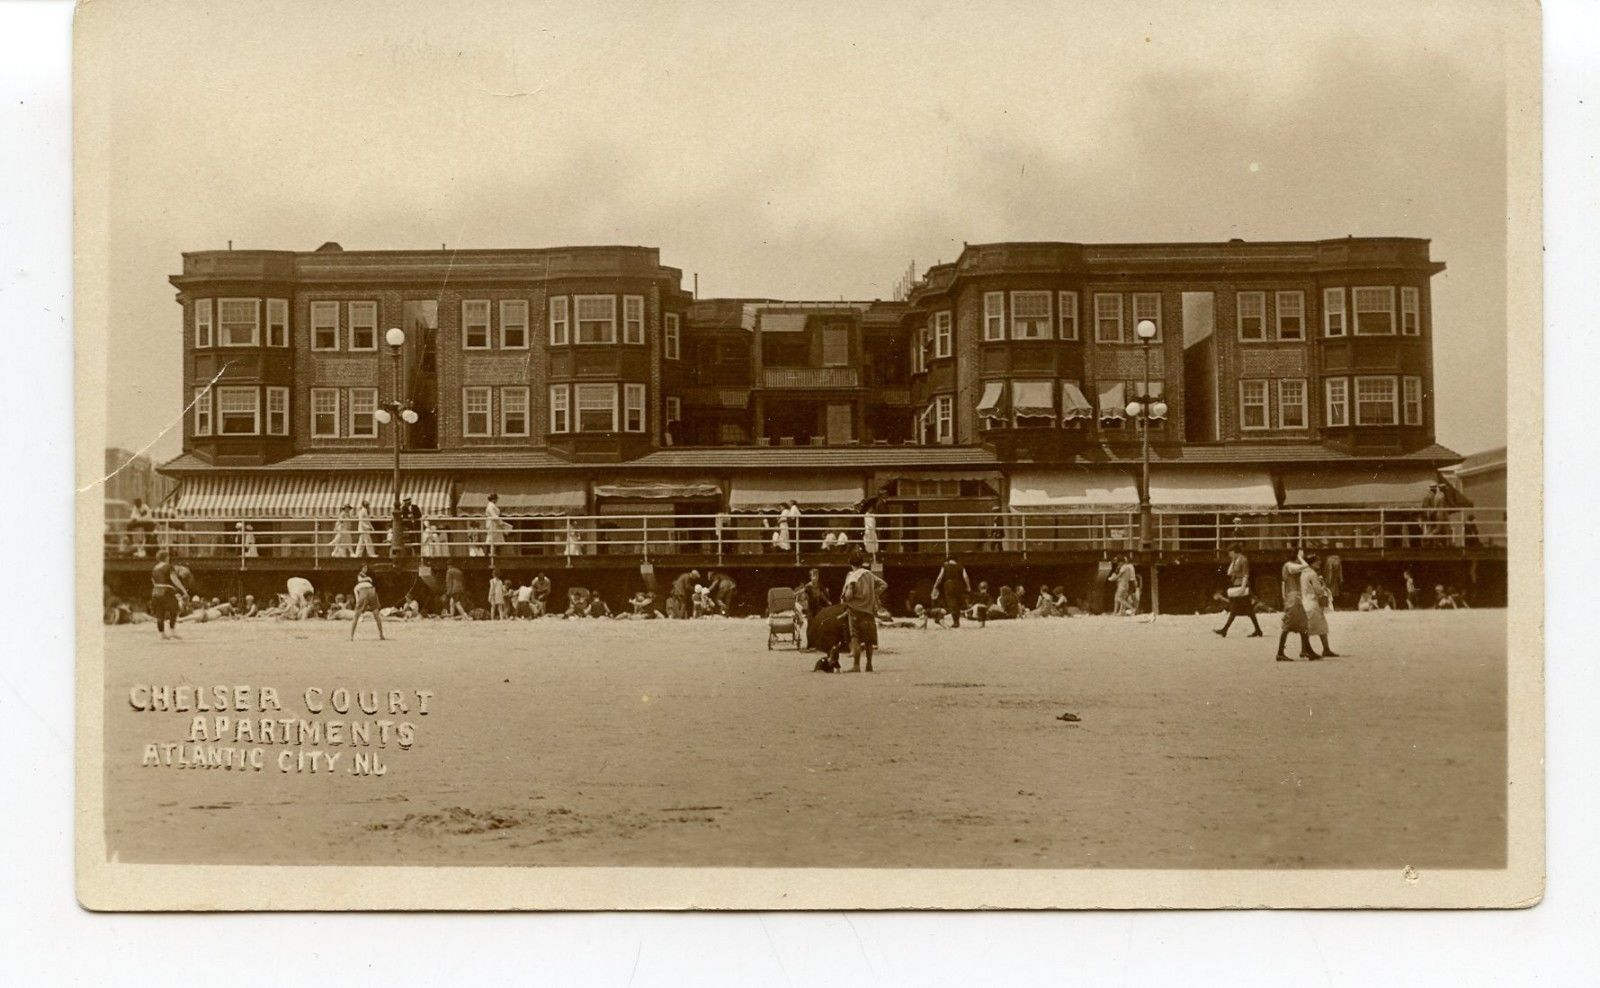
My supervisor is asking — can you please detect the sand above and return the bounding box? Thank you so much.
[100,609,1506,869]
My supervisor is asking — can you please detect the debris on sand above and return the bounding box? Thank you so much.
[1056,712,1081,723]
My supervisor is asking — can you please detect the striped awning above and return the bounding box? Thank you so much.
[459,476,586,516]
[172,473,451,517]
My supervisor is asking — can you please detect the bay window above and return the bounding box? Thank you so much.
[575,383,618,432]
[624,383,646,432]
[218,298,260,347]
[575,295,617,344]
[1324,377,1349,427]
[1354,287,1396,335]
[1010,291,1052,339]
[217,386,260,435]
[623,295,645,344]
[1354,375,1398,425]
[549,385,570,434]
[983,292,1005,341]
[549,296,570,346]
[193,299,214,348]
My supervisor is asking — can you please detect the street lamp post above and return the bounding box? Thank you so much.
[374,327,419,558]
[1124,318,1169,552]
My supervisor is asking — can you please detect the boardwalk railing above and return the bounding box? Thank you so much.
[106,507,1507,564]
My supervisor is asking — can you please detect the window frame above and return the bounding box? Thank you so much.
[549,384,571,434]
[1132,292,1163,341]
[192,386,213,436]
[1058,290,1079,340]
[1277,378,1308,430]
[265,386,290,436]
[1094,293,1124,343]
[460,386,493,438]
[310,301,339,351]
[1275,291,1305,341]
[216,385,261,435]
[1236,291,1267,342]
[193,299,214,348]
[932,310,953,359]
[549,296,570,346]
[1354,374,1399,426]
[934,394,954,444]
[1353,286,1397,336]
[499,385,530,437]
[623,295,645,345]
[664,312,680,359]
[822,323,852,367]
[1402,375,1424,426]
[266,298,289,347]
[499,300,529,349]
[1401,287,1421,336]
[1324,377,1350,428]
[461,299,491,351]
[345,301,378,352]
[347,387,379,439]
[574,382,619,433]
[983,292,1006,341]
[1238,379,1270,432]
[574,294,618,345]
[623,383,646,433]
[217,298,261,348]
[1010,290,1053,340]
[665,395,682,424]
[1323,287,1347,337]
[310,387,340,438]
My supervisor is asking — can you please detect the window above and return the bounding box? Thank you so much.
[1276,291,1305,341]
[192,386,212,436]
[1132,292,1162,340]
[575,383,618,432]
[218,298,260,347]
[983,292,1005,341]
[549,296,570,346]
[1402,376,1424,425]
[266,299,289,347]
[624,383,646,432]
[1354,375,1398,425]
[311,388,339,438]
[549,385,570,434]
[346,301,377,351]
[217,386,260,435]
[664,312,680,359]
[1094,293,1124,342]
[1239,380,1269,431]
[461,300,490,350]
[665,396,681,424]
[824,324,851,366]
[1058,290,1079,340]
[499,386,529,436]
[1278,379,1308,429]
[1401,287,1421,336]
[461,387,492,437]
[1354,287,1396,335]
[193,299,214,348]
[575,295,617,344]
[1323,288,1346,337]
[266,386,289,436]
[933,311,952,359]
[1011,291,1052,339]
[1324,377,1349,427]
[499,300,528,349]
[348,388,379,439]
[911,327,927,374]
[934,394,953,444]
[311,301,339,350]
[623,295,645,345]
[1236,292,1266,341]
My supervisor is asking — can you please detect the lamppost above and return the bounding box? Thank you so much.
[1124,318,1169,551]
[373,327,419,558]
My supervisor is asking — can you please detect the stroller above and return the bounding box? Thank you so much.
[766,587,800,650]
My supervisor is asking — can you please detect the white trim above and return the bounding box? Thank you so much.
[192,386,213,436]
[499,300,529,349]
[310,301,339,351]
[1275,291,1305,341]
[934,394,954,444]
[216,385,261,435]
[193,298,214,348]
[623,295,645,345]
[217,297,261,347]
[1132,292,1162,341]
[1235,291,1266,342]
[1010,290,1053,340]
[461,386,493,438]
[1323,287,1346,337]
[1277,378,1308,430]
[1353,374,1399,425]
[310,387,340,438]
[1402,375,1424,426]
[1058,290,1079,340]
[1094,293,1123,342]
[1353,286,1397,336]
[983,291,1006,341]
[549,296,570,346]
[1238,379,1270,431]
[266,298,289,347]
[574,294,618,345]
[623,382,646,433]
[347,387,379,439]
[549,384,570,434]
[933,310,953,359]
[347,301,378,351]
[1324,377,1349,428]
[1401,287,1421,336]
[265,386,290,436]
[500,385,530,437]
[664,312,680,359]
[462,299,491,350]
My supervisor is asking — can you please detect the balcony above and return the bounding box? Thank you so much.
[761,366,860,389]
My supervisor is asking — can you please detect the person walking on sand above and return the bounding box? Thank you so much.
[932,555,971,627]
[488,569,508,620]
[1110,556,1140,615]
[149,549,187,640]
[349,564,386,640]
[354,500,377,557]
[1403,568,1420,610]
[1275,550,1317,661]
[444,560,470,619]
[1214,544,1263,638]
[1300,552,1338,658]
[841,550,889,673]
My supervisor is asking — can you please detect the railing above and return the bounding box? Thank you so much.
[761,367,860,389]
[104,507,1507,564]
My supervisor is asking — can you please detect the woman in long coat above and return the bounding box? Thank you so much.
[1299,554,1338,658]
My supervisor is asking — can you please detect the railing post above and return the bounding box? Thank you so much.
[641,515,649,558]
[1378,508,1386,554]
[943,514,950,558]
[1296,511,1304,548]
[1020,513,1028,561]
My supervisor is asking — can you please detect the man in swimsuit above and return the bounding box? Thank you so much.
[350,565,385,640]
[149,549,187,640]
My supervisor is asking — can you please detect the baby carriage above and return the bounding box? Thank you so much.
[766,586,800,650]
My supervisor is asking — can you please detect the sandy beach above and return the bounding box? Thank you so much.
[100,609,1506,869]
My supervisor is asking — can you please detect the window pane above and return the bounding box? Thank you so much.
[349,389,378,437]
[1012,291,1052,339]
[623,296,645,344]
[576,296,616,343]
[500,300,528,348]
[1095,294,1123,341]
[1058,291,1078,339]
[312,302,339,349]
[219,299,259,346]
[217,387,259,434]
[576,383,617,432]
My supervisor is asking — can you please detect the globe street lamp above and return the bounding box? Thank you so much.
[1125,317,1169,552]
[374,327,419,557]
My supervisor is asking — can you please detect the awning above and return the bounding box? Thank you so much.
[458,476,585,516]
[1280,466,1442,507]
[976,382,1006,421]
[728,474,866,511]
[1012,380,1054,419]
[1008,469,1139,511]
[592,479,722,500]
[1097,382,1126,423]
[171,473,451,517]
[1148,467,1278,509]
[1061,383,1093,422]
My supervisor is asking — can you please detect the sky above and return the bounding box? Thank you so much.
[92,0,1512,460]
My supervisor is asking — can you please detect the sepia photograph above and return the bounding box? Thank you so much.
[73,0,1542,910]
